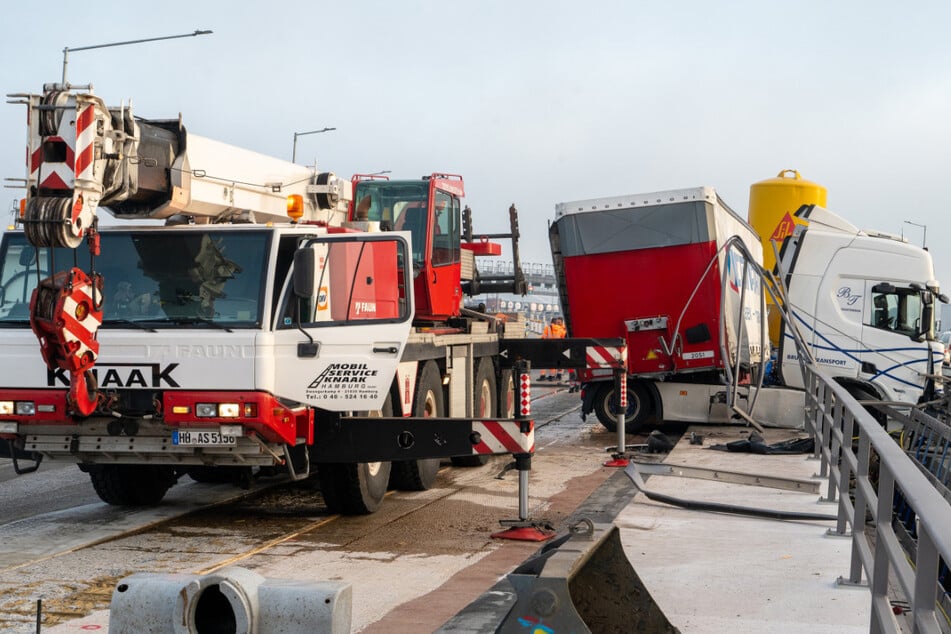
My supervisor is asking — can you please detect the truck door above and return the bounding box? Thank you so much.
[273,233,413,412]
[860,280,931,403]
[414,189,461,321]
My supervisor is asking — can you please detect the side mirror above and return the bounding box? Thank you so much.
[293,248,316,298]
[18,247,36,267]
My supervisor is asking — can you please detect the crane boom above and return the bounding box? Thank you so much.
[8,83,354,415]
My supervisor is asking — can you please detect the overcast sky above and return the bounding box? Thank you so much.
[2,1,950,287]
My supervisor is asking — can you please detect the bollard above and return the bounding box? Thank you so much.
[108,566,351,634]
[616,368,627,454]
[492,360,554,541]
[604,368,630,467]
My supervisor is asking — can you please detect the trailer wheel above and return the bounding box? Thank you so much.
[87,464,176,506]
[593,381,650,433]
[390,361,443,490]
[452,358,495,467]
[318,395,393,515]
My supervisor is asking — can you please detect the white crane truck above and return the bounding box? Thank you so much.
[0,82,535,514]
[550,185,946,431]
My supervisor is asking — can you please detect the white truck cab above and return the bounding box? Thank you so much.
[776,205,946,404]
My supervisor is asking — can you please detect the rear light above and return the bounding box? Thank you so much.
[218,403,240,418]
[196,402,242,418]
[0,401,34,415]
[195,403,217,418]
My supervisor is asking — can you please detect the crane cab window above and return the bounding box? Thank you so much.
[431,190,460,267]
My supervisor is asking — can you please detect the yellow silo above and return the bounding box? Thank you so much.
[748,169,827,347]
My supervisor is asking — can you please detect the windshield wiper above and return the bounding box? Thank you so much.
[103,318,158,333]
[167,317,233,332]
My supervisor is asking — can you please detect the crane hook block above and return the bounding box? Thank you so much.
[29,267,104,375]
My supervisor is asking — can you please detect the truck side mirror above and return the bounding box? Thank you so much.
[293,248,316,299]
[917,291,934,342]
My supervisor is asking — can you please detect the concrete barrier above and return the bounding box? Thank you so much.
[108,565,351,633]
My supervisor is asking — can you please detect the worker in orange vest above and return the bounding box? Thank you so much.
[539,316,567,381]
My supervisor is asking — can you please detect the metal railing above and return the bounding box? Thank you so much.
[804,364,951,633]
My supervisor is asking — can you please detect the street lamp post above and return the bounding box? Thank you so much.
[62,30,213,85]
[904,220,927,249]
[292,128,336,163]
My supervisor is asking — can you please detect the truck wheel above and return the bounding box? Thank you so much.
[593,381,649,433]
[845,385,888,427]
[88,464,176,506]
[390,361,442,490]
[319,461,392,515]
[452,358,495,467]
[318,394,393,515]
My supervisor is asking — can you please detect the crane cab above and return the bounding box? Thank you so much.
[350,173,463,323]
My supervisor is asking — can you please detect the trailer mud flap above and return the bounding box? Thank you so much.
[498,520,679,633]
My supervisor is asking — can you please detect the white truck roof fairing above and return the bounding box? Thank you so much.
[794,204,859,234]
[558,186,713,214]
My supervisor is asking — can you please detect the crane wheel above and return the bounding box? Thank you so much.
[318,394,394,514]
[390,361,443,490]
[452,358,495,467]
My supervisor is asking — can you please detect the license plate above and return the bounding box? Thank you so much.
[172,430,237,446]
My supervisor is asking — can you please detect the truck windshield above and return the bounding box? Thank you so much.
[0,230,269,328]
[556,201,712,256]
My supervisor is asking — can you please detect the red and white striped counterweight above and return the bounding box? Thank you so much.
[29,267,103,415]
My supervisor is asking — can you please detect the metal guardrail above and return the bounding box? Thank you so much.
[803,364,951,633]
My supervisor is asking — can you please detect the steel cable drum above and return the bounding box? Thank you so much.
[748,169,827,347]
[24,197,82,248]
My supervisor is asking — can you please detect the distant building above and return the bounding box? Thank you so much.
[473,261,562,335]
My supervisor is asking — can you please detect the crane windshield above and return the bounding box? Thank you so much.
[352,180,430,269]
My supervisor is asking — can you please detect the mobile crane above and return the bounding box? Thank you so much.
[0,81,529,514]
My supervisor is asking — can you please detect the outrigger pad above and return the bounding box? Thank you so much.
[491,526,556,542]
[498,522,679,633]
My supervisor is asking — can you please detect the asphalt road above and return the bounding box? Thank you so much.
[0,385,642,633]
